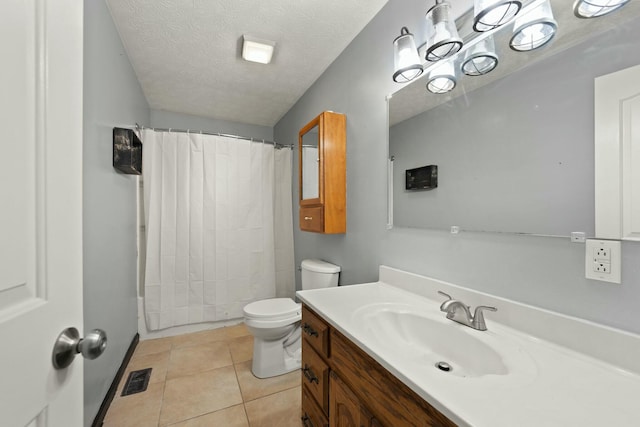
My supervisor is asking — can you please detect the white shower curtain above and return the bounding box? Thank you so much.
[142,129,293,331]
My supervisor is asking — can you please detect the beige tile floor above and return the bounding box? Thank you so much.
[103,323,302,427]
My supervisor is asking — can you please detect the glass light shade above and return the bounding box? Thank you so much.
[426,61,457,94]
[393,27,424,83]
[473,0,522,32]
[510,0,557,52]
[461,36,499,76]
[425,0,463,62]
[573,0,630,18]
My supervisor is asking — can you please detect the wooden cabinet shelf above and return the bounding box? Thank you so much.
[301,304,456,427]
[299,111,346,234]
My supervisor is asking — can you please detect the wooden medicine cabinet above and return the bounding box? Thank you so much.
[299,111,346,233]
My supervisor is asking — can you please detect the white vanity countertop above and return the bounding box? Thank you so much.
[297,280,640,427]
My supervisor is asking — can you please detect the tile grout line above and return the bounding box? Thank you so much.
[232,360,253,426]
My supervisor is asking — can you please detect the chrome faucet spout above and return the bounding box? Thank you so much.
[439,300,473,326]
[437,290,497,331]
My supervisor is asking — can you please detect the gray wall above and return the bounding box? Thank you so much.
[151,109,273,141]
[83,1,150,425]
[274,0,640,335]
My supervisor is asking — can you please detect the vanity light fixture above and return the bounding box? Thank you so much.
[242,35,276,64]
[425,0,463,62]
[393,27,424,83]
[573,0,630,18]
[426,61,457,94]
[461,36,499,76]
[473,0,522,32]
[509,0,557,52]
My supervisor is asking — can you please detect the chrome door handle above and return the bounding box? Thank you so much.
[52,327,107,369]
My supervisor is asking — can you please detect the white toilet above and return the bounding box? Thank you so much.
[243,259,340,378]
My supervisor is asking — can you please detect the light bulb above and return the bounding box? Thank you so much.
[473,0,522,32]
[392,27,423,83]
[510,0,557,52]
[425,0,463,62]
[573,0,630,18]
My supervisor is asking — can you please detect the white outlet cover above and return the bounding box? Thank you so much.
[585,239,622,284]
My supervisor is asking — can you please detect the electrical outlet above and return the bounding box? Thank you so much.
[594,246,610,260]
[585,239,621,284]
[594,262,610,274]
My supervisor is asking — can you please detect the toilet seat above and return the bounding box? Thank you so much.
[243,298,301,329]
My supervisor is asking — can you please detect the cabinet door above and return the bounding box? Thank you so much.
[360,406,383,427]
[330,372,377,427]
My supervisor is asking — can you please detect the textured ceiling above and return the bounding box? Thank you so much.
[106,0,389,127]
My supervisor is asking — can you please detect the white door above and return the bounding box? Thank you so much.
[0,0,84,426]
[595,64,640,241]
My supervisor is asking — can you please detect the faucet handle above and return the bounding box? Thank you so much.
[437,291,453,301]
[472,306,497,331]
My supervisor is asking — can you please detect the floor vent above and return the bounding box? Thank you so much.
[121,368,152,397]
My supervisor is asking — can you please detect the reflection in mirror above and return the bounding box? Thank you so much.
[301,125,319,200]
[388,1,640,236]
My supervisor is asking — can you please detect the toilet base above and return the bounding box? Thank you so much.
[250,326,301,379]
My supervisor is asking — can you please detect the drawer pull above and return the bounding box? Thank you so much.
[303,365,319,384]
[304,216,313,220]
[301,414,315,427]
[302,323,319,337]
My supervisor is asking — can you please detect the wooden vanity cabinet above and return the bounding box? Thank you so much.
[301,304,456,427]
[298,111,346,234]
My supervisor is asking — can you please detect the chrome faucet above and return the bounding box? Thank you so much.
[437,291,497,331]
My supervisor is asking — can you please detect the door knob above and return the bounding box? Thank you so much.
[52,327,107,369]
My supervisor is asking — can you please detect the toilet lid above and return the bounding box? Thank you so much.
[243,298,301,320]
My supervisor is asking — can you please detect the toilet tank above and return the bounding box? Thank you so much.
[301,259,341,290]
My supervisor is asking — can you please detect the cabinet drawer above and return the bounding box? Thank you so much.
[302,338,330,415]
[302,305,329,357]
[300,206,324,232]
[302,384,329,427]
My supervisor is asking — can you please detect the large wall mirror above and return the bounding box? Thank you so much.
[388,1,640,236]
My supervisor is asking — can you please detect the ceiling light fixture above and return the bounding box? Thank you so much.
[473,0,522,32]
[242,35,275,64]
[573,0,630,18]
[461,36,499,76]
[509,0,557,52]
[426,61,457,94]
[393,27,424,83]
[425,0,463,62]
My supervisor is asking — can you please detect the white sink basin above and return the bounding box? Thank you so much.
[351,303,536,381]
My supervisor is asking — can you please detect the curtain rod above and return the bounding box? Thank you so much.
[135,124,292,149]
